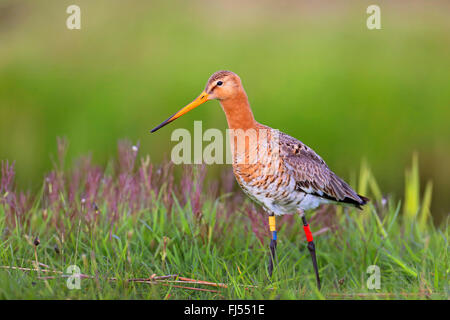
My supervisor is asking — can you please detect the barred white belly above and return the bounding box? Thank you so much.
[237,175,331,216]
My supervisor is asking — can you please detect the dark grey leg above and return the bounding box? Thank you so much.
[302,215,321,290]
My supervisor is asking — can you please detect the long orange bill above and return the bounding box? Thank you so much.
[150,91,209,133]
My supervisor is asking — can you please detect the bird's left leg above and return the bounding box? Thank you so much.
[299,210,321,289]
[267,214,277,277]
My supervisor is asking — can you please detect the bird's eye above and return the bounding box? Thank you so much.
[217,81,223,86]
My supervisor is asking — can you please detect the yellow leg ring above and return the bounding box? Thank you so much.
[269,216,276,232]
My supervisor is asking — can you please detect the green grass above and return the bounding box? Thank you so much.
[0,143,448,299]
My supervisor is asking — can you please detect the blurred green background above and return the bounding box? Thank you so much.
[0,0,449,222]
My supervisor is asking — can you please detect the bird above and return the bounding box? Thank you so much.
[150,70,369,289]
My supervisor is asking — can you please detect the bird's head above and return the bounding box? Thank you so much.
[204,70,242,101]
[150,70,242,133]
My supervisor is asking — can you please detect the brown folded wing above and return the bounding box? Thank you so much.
[279,132,367,208]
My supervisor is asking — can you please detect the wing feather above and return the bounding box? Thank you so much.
[279,132,367,208]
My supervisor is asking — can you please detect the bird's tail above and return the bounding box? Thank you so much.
[356,194,370,209]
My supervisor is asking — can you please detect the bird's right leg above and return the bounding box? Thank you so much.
[268,214,277,277]
[300,213,321,290]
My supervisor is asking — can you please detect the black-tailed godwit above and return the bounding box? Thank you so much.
[151,70,369,289]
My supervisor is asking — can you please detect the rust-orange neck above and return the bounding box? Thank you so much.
[219,90,257,130]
